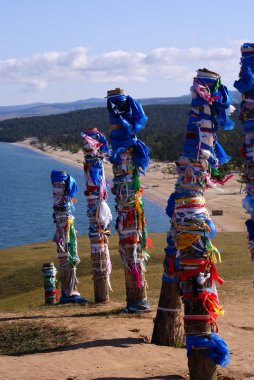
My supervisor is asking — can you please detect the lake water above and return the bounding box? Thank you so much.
[0,143,170,249]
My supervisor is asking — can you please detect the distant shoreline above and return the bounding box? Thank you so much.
[11,138,174,208]
[12,138,84,170]
[11,139,246,232]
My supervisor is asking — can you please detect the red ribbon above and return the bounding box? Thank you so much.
[168,256,175,276]
[181,261,207,282]
[210,263,224,285]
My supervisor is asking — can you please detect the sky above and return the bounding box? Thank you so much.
[0,0,253,106]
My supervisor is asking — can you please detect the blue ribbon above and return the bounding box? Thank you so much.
[51,170,78,198]
[186,333,231,367]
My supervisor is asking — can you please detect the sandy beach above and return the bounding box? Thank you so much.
[14,138,247,233]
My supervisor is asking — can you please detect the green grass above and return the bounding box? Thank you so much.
[0,321,77,355]
[0,232,252,312]
[0,232,252,356]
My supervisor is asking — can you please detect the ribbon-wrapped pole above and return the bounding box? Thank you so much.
[154,70,232,379]
[234,42,254,262]
[42,262,59,305]
[82,128,113,303]
[107,88,150,313]
[51,170,87,304]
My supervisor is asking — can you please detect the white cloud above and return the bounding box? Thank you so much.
[0,42,242,92]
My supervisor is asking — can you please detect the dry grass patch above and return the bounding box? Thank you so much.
[0,321,77,356]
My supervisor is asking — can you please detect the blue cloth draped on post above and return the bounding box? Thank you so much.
[214,141,231,165]
[206,218,217,238]
[242,194,254,213]
[234,43,254,95]
[186,333,231,367]
[90,161,103,186]
[108,94,150,172]
[213,85,234,131]
[245,219,254,240]
[51,170,78,198]
[107,95,148,134]
[182,83,233,164]
[191,85,234,131]
[166,193,176,218]
[84,129,110,154]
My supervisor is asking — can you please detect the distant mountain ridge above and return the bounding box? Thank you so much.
[0,91,241,120]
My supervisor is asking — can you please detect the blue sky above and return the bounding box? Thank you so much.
[0,0,253,105]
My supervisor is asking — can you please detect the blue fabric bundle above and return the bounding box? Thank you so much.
[182,73,234,166]
[206,218,217,238]
[192,80,234,131]
[234,43,254,95]
[84,129,110,154]
[166,193,176,218]
[234,43,254,166]
[214,141,231,165]
[51,170,78,198]
[234,43,254,260]
[212,85,234,131]
[107,95,148,134]
[242,194,254,213]
[108,94,150,172]
[186,333,231,367]
[245,219,254,240]
[89,160,103,186]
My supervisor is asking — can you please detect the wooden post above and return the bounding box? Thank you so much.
[234,43,254,262]
[82,129,112,303]
[42,262,59,305]
[151,281,181,345]
[153,70,232,377]
[188,351,218,380]
[51,170,86,304]
[152,228,182,345]
[107,88,150,312]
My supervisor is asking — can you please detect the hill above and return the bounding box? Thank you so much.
[0,103,243,163]
[0,91,241,120]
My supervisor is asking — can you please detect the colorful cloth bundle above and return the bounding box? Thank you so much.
[183,69,234,168]
[51,170,86,304]
[164,69,233,367]
[234,42,254,261]
[82,129,113,295]
[42,262,59,305]
[107,90,150,312]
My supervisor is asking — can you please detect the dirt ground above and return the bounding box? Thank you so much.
[0,293,254,380]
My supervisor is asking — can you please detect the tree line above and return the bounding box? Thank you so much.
[0,104,243,164]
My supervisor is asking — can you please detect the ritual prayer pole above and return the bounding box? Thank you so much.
[42,262,59,305]
[82,129,113,303]
[155,70,232,379]
[234,42,254,262]
[51,170,87,304]
[107,88,151,313]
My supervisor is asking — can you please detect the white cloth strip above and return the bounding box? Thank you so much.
[157,306,181,312]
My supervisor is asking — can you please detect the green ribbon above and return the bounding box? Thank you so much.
[69,223,76,267]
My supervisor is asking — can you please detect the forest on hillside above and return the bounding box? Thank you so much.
[0,104,243,163]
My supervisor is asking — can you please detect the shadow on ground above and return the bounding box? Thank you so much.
[91,376,185,380]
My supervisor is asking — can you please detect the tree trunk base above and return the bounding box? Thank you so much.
[188,349,217,380]
[124,268,149,312]
[151,280,181,346]
[94,277,109,303]
[92,249,110,303]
